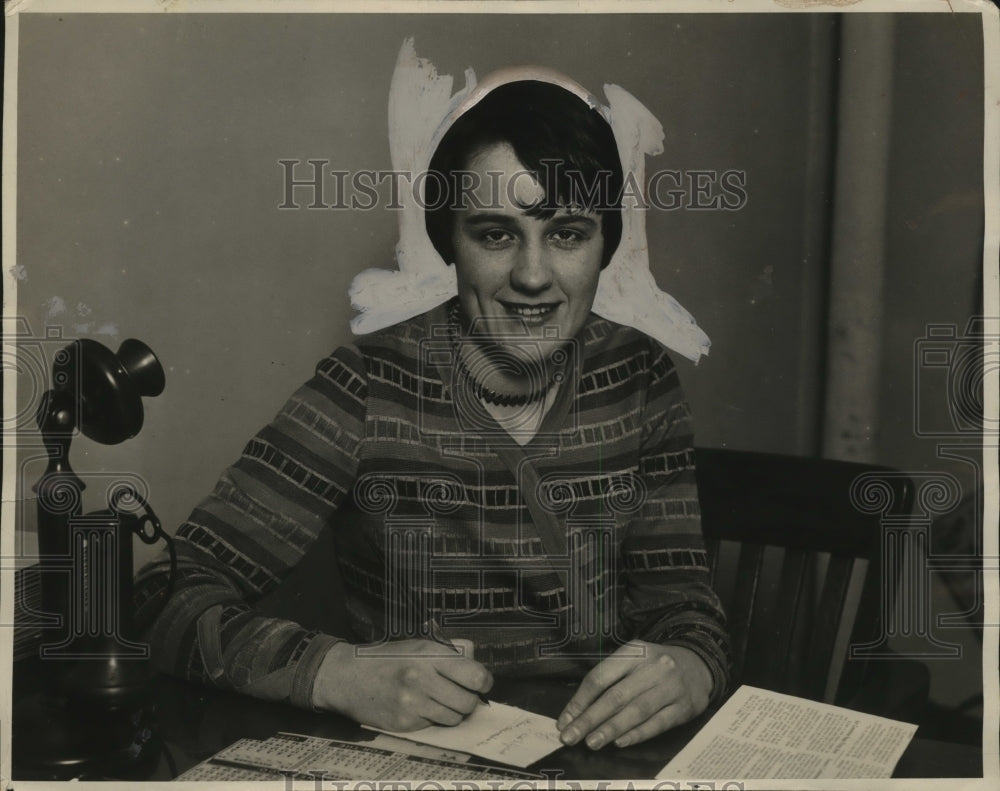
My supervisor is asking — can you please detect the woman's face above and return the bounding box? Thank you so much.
[450,142,604,363]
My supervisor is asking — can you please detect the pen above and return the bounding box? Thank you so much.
[424,618,491,707]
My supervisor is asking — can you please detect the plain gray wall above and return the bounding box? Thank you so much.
[12,13,984,595]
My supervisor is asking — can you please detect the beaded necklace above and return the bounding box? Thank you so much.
[449,302,559,407]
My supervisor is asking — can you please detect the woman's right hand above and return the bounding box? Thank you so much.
[312,639,493,731]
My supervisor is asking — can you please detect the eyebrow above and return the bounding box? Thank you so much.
[459,212,600,230]
[459,212,519,228]
[547,214,600,230]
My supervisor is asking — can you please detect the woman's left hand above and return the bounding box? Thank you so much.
[556,641,713,750]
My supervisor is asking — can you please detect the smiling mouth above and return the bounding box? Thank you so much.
[498,301,560,321]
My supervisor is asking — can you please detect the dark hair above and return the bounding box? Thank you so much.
[424,80,624,269]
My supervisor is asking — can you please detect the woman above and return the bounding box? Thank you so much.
[136,74,730,752]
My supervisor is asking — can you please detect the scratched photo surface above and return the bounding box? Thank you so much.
[4,5,993,786]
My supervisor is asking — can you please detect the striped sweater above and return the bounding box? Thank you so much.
[135,299,731,711]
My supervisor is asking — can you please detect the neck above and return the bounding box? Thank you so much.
[453,345,555,406]
[449,302,568,407]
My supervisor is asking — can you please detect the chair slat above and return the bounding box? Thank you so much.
[728,543,764,684]
[804,554,856,700]
[774,548,810,694]
[741,547,809,693]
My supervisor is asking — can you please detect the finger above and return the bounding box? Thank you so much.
[425,672,483,717]
[386,681,460,731]
[581,689,676,750]
[557,647,640,730]
[559,659,673,747]
[386,714,433,732]
[412,695,468,728]
[435,655,494,695]
[613,703,689,748]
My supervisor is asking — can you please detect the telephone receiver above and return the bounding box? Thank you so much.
[47,337,166,443]
[24,337,174,773]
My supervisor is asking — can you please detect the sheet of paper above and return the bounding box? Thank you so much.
[367,701,564,768]
[657,685,918,779]
[175,732,541,781]
[366,733,473,763]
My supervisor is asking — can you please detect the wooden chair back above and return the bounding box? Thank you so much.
[694,447,914,705]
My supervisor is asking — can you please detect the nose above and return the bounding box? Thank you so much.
[510,240,553,294]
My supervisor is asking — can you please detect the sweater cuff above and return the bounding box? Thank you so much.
[290,633,344,710]
[661,634,731,709]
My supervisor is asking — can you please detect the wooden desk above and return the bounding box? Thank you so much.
[10,661,983,781]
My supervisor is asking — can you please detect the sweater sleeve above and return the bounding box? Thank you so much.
[618,341,732,707]
[133,345,368,709]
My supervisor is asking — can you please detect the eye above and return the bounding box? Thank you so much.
[549,227,588,247]
[480,229,515,249]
